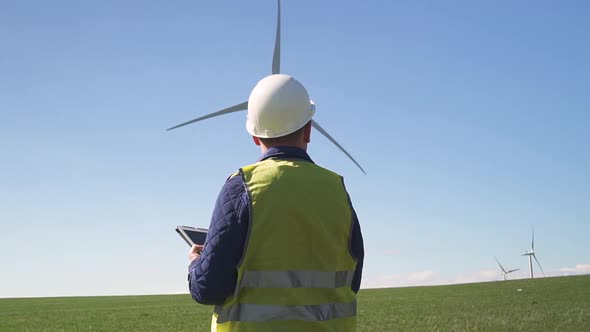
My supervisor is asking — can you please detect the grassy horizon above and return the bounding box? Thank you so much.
[1,274,589,331]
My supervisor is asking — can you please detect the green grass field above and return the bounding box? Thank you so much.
[1,275,589,331]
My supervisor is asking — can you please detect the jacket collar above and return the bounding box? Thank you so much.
[257,146,314,164]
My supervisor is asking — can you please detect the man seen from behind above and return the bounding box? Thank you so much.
[187,74,364,332]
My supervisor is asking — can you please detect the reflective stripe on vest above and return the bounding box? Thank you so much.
[215,300,357,323]
[216,270,356,323]
[240,270,354,289]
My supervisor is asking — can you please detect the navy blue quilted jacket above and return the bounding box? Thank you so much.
[188,146,364,305]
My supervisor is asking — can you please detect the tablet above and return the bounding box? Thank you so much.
[176,225,208,246]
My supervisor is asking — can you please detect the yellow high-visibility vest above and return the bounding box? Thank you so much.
[212,158,358,332]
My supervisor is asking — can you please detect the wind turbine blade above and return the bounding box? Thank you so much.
[507,269,520,274]
[532,226,535,251]
[533,254,545,276]
[312,120,366,174]
[272,0,281,74]
[494,257,507,274]
[166,101,248,131]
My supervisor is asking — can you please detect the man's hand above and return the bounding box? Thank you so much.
[189,244,204,263]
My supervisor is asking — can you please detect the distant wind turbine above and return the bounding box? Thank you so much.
[522,227,545,279]
[494,257,520,281]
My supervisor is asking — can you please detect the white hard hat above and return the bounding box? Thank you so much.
[246,74,316,138]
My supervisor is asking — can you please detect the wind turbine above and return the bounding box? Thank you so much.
[494,257,520,281]
[522,227,545,279]
[167,0,365,174]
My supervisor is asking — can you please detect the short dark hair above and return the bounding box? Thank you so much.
[258,122,308,146]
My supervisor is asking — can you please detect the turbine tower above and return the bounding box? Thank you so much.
[166,0,365,174]
[494,257,519,281]
[522,227,545,279]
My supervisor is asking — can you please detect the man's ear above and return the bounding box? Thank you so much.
[252,136,261,146]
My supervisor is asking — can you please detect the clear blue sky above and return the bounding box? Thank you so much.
[1,0,589,298]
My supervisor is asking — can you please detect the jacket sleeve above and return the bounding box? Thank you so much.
[350,207,364,293]
[188,175,250,305]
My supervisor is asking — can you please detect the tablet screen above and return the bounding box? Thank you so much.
[184,229,207,245]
